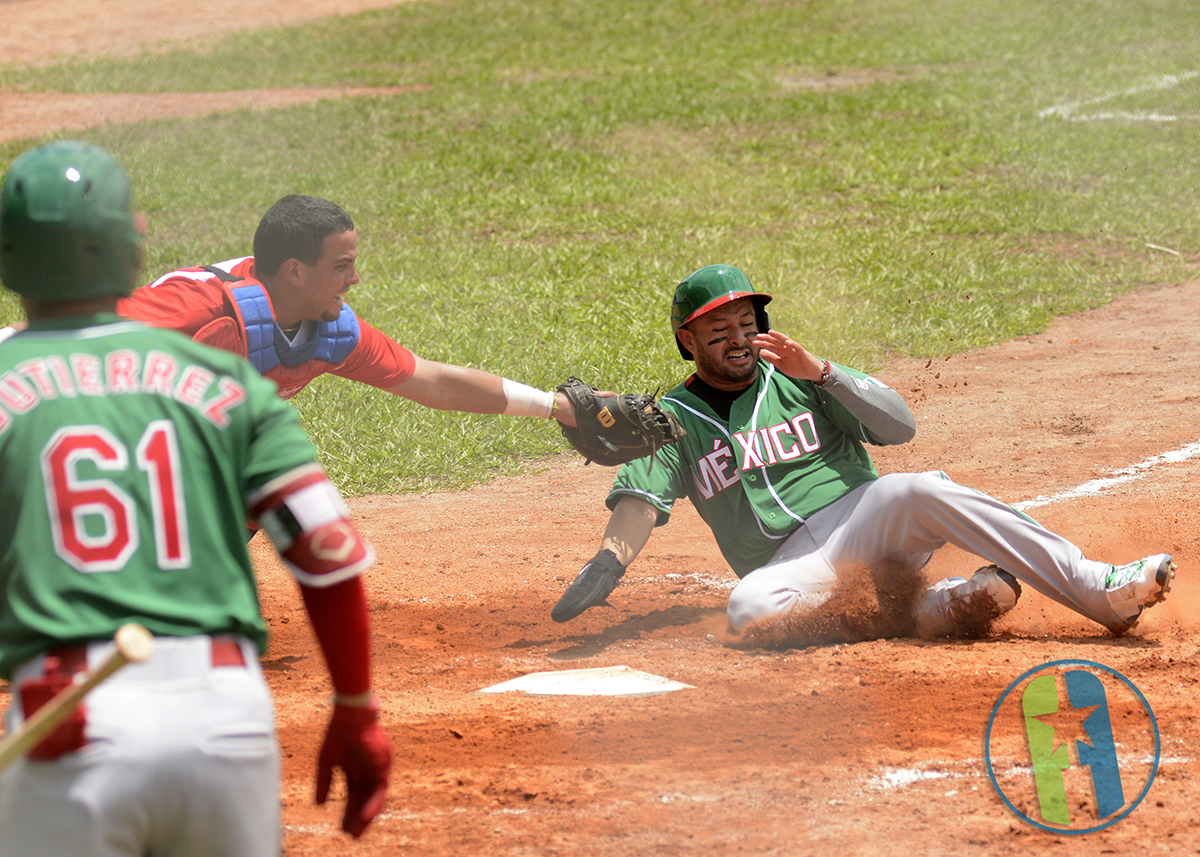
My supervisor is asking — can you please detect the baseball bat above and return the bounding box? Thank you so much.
[0,623,155,771]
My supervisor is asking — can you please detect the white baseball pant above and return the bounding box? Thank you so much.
[727,471,1120,631]
[0,634,280,857]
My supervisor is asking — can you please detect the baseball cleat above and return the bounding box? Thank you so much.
[1104,553,1176,634]
[915,565,1022,639]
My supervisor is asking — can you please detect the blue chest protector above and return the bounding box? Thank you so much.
[228,283,360,374]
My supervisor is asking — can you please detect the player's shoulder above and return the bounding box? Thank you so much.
[662,375,704,409]
[144,256,255,289]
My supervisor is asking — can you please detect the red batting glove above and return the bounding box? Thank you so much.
[316,697,392,838]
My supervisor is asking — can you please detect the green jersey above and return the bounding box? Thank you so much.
[0,314,318,677]
[609,361,912,576]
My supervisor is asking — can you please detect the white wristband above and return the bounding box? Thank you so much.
[501,379,555,418]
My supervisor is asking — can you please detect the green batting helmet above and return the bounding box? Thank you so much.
[0,141,143,302]
[670,264,771,360]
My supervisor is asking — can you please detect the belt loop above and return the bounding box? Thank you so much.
[210,637,248,667]
[41,647,89,677]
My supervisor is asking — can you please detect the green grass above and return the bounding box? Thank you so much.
[2,0,1198,493]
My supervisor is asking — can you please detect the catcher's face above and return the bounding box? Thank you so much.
[296,229,359,323]
[678,298,761,390]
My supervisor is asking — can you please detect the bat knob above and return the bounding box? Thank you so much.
[113,624,155,664]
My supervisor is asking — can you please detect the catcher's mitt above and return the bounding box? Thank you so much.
[557,377,686,467]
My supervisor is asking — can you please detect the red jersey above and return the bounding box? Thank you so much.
[118,257,415,399]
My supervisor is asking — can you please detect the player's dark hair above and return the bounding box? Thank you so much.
[253,195,355,276]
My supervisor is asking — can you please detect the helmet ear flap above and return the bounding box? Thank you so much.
[675,328,695,361]
[754,302,770,336]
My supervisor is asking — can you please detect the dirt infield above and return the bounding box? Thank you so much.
[256,276,1200,856]
[4,1,1200,854]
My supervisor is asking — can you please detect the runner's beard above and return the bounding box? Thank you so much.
[693,343,759,389]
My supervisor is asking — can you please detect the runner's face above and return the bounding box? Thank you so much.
[680,298,761,390]
[298,230,359,322]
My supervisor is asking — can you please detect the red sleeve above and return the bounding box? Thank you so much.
[117,274,231,336]
[331,318,417,389]
[299,575,372,696]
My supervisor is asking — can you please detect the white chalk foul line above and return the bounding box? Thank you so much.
[1014,439,1200,511]
[1039,70,1200,122]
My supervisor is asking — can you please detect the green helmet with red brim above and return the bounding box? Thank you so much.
[670,264,771,360]
[0,140,143,303]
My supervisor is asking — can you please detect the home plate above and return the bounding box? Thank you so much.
[479,666,693,697]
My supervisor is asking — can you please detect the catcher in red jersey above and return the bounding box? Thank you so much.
[0,142,389,854]
[115,193,582,424]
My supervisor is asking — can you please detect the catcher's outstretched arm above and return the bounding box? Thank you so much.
[0,321,25,344]
[383,356,577,425]
[552,497,658,622]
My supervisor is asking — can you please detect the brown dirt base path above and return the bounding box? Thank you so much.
[3,0,1200,854]
[0,0,415,143]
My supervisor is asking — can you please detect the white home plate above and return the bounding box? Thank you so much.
[479,666,693,697]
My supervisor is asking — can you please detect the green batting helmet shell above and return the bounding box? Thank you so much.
[670,264,771,360]
[0,141,143,302]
